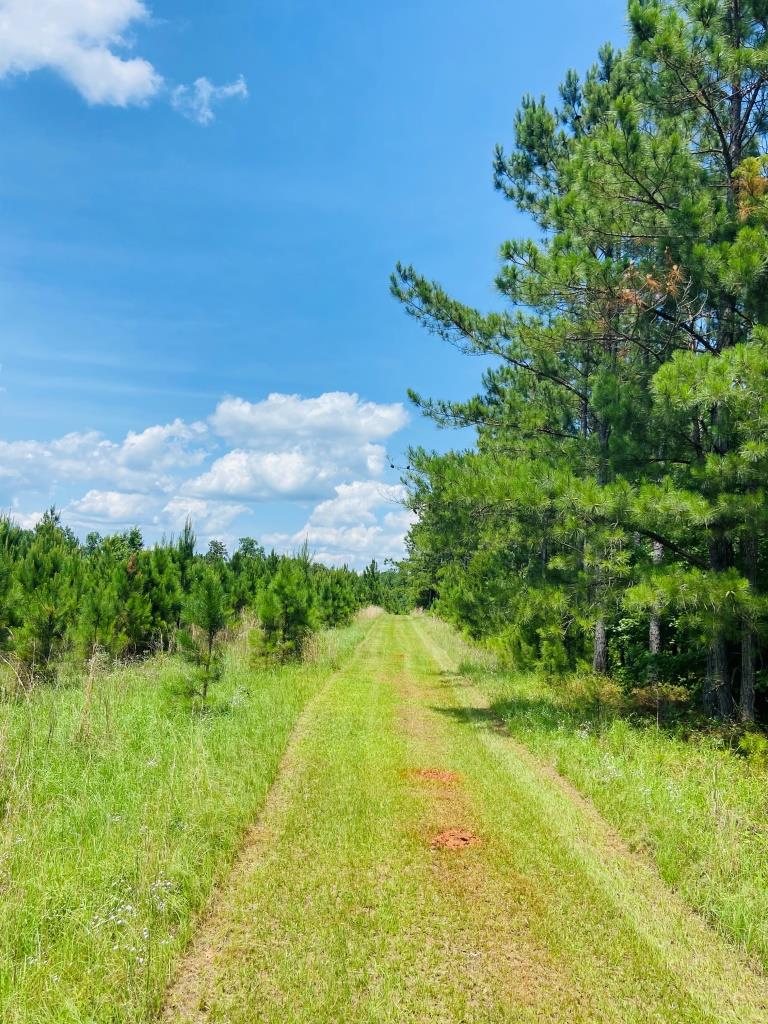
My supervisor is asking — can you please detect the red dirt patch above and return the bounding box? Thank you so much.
[431,827,482,850]
[412,768,461,785]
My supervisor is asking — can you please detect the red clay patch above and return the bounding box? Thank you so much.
[431,827,482,850]
[412,768,461,785]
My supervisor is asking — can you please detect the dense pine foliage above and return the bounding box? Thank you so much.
[394,0,768,721]
[0,510,402,690]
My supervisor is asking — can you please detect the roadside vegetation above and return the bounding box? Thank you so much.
[0,615,373,1024]
[0,509,407,693]
[0,509,407,1021]
[422,615,768,968]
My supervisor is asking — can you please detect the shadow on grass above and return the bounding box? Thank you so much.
[430,663,730,748]
[431,696,573,737]
[192,700,240,719]
[426,666,571,737]
[161,682,243,719]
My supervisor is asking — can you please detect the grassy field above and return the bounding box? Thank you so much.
[163,615,768,1023]
[0,618,371,1024]
[423,617,768,969]
[4,612,768,1023]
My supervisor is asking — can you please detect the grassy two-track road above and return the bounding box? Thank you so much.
[162,615,768,1024]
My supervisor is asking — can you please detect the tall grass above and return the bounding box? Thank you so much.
[0,620,368,1024]
[421,618,768,970]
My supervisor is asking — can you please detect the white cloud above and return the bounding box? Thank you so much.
[118,419,208,471]
[2,391,412,565]
[162,496,246,537]
[0,1,247,122]
[59,490,246,542]
[171,75,248,126]
[265,480,415,568]
[186,394,408,501]
[59,490,245,540]
[187,448,333,500]
[11,509,44,530]
[0,0,162,106]
[0,419,209,494]
[68,488,153,523]
[309,480,405,527]
[186,445,391,502]
[211,393,408,446]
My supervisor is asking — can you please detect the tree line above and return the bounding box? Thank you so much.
[394,0,768,721]
[0,509,406,691]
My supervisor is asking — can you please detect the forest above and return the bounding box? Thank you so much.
[0,509,404,694]
[393,0,768,724]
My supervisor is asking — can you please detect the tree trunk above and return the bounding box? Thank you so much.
[741,632,756,724]
[740,533,758,723]
[705,534,734,718]
[649,540,663,681]
[705,635,732,718]
[591,410,611,677]
[648,613,662,657]
[725,1,743,209]
[593,618,608,675]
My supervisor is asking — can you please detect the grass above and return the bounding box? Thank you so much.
[419,617,768,970]
[5,612,767,1022]
[164,615,768,1023]
[0,618,371,1024]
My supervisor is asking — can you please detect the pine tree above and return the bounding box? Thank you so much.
[362,560,383,606]
[205,539,229,565]
[393,0,768,717]
[229,538,267,612]
[0,511,371,684]
[11,510,78,683]
[145,544,183,649]
[178,565,229,699]
[257,557,317,660]
[71,547,118,659]
[175,518,197,597]
[316,568,358,627]
[0,516,22,650]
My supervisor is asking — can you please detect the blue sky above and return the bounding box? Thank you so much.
[0,0,625,565]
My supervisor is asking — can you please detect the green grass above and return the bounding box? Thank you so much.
[5,613,767,1023]
[420,617,768,970]
[0,619,370,1024]
[164,615,768,1023]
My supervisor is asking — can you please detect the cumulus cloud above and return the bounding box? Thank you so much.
[68,488,154,523]
[171,75,248,126]
[59,490,245,542]
[117,419,208,472]
[0,1,247,122]
[0,419,208,494]
[187,449,333,501]
[186,393,409,501]
[0,0,161,106]
[162,496,247,537]
[265,480,415,568]
[211,393,408,446]
[11,509,44,530]
[308,480,406,526]
[185,444,393,502]
[2,391,412,565]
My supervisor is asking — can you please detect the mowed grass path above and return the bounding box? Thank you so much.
[163,615,768,1024]
[0,621,370,1024]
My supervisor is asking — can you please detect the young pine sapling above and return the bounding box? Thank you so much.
[178,566,229,700]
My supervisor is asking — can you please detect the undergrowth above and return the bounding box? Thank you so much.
[0,619,369,1024]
